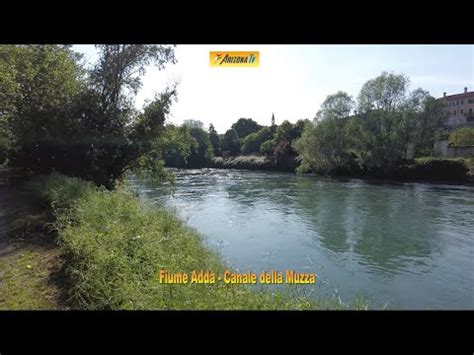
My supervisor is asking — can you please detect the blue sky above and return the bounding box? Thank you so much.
[74,45,474,134]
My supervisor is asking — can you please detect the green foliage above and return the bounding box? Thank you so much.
[260,140,274,155]
[208,123,221,156]
[295,73,443,176]
[295,120,356,174]
[162,124,196,168]
[241,127,272,155]
[187,126,214,168]
[183,119,204,129]
[355,72,428,172]
[409,92,443,156]
[0,45,85,167]
[231,118,262,139]
[162,124,213,168]
[396,157,470,181]
[449,127,474,146]
[0,45,177,189]
[294,92,356,174]
[212,155,273,170]
[260,119,309,158]
[0,249,61,310]
[28,173,369,310]
[222,128,240,156]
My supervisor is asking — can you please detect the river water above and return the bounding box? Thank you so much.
[128,169,474,309]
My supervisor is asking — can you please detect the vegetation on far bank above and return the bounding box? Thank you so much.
[24,173,368,310]
[0,45,471,184]
[449,127,474,146]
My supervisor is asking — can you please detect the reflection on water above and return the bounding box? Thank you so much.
[128,169,474,309]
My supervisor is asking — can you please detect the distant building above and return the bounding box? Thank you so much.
[438,87,474,129]
[271,112,275,126]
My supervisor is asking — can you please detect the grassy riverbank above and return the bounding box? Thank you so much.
[211,155,473,183]
[22,173,368,310]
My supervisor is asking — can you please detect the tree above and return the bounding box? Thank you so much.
[1,44,177,189]
[162,124,196,168]
[186,126,214,168]
[294,118,351,174]
[183,119,204,129]
[208,123,221,156]
[356,72,413,172]
[90,45,175,113]
[241,127,272,155]
[411,94,443,156]
[231,118,262,139]
[261,119,309,157]
[222,129,240,155]
[294,92,356,174]
[318,91,354,119]
[260,140,274,156]
[295,73,442,176]
[0,45,85,169]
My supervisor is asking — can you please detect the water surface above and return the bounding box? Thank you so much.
[129,169,474,309]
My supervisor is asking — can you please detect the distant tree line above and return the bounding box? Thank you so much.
[161,116,312,170]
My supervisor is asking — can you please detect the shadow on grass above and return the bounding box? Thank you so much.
[0,174,70,310]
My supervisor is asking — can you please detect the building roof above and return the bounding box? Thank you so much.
[439,91,474,100]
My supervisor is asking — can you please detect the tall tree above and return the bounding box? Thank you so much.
[1,44,177,188]
[357,72,414,172]
[186,126,214,168]
[183,119,204,129]
[231,118,262,139]
[208,123,221,156]
[241,127,272,155]
[222,129,240,155]
[294,92,355,174]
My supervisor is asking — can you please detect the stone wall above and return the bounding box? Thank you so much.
[434,140,474,158]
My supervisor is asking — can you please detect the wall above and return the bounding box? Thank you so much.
[434,140,474,158]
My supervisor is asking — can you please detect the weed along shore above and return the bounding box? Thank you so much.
[12,173,366,310]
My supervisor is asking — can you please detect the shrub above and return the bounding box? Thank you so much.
[396,158,470,181]
[449,127,474,146]
[211,156,273,170]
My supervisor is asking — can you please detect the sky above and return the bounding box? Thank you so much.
[74,45,474,134]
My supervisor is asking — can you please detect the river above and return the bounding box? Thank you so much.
[128,169,474,309]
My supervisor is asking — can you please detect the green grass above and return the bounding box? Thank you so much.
[26,173,369,310]
[0,248,62,310]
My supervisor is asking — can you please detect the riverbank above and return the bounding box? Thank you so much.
[211,155,298,172]
[210,156,474,185]
[14,172,368,310]
[0,168,63,309]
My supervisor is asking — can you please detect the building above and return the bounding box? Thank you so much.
[433,87,474,158]
[438,87,474,129]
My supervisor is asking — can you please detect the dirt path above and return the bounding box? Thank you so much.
[0,168,64,310]
[0,168,27,254]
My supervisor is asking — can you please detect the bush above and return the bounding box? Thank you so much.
[449,127,474,146]
[211,156,274,170]
[396,158,470,181]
